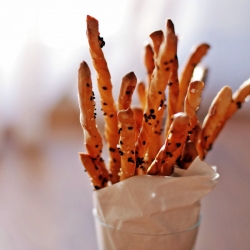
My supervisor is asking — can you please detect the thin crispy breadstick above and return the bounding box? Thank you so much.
[149,30,164,59]
[179,141,198,170]
[86,15,120,184]
[164,37,179,136]
[117,108,136,181]
[132,107,143,140]
[144,43,155,84]
[205,79,250,152]
[79,153,109,190]
[198,86,232,159]
[177,43,210,112]
[147,100,166,164]
[78,61,109,184]
[137,81,147,110]
[147,112,189,175]
[189,121,201,147]
[184,81,204,134]
[118,72,137,110]
[146,30,166,160]
[135,19,178,170]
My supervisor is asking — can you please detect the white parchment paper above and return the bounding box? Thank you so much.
[92,157,219,250]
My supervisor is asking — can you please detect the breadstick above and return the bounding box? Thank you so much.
[144,43,155,85]
[117,108,136,181]
[179,141,198,170]
[177,43,210,112]
[132,107,143,140]
[189,121,201,147]
[79,153,109,190]
[149,30,164,59]
[136,19,178,170]
[137,81,147,110]
[137,44,154,111]
[164,37,179,136]
[78,61,109,183]
[205,79,250,152]
[147,98,166,164]
[147,112,189,175]
[184,81,204,133]
[198,86,232,159]
[118,72,137,110]
[86,15,120,184]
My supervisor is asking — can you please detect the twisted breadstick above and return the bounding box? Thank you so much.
[86,15,120,184]
[179,141,198,170]
[78,61,109,184]
[147,112,189,175]
[197,86,232,159]
[164,37,179,136]
[149,30,164,59]
[177,43,210,112]
[79,153,109,190]
[184,81,204,135]
[118,72,137,110]
[132,107,143,140]
[117,108,136,181]
[135,19,178,170]
[205,79,250,153]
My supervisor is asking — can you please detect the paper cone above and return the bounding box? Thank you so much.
[93,157,219,250]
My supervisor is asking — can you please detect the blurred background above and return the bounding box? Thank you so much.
[1,0,250,249]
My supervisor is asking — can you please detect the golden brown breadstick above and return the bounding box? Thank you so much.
[164,37,179,136]
[144,43,155,84]
[177,43,210,112]
[147,99,166,164]
[149,30,164,59]
[147,112,189,175]
[136,19,178,170]
[179,141,198,170]
[205,79,250,152]
[79,153,109,190]
[117,108,136,181]
[184,81,204,134]
[86,15,120,184]
[137,81,147,110]
[189,121,201,147]
[198,86,232,159]
[78,61,109,183]
[132,107,143,140]
[118,72,137,110]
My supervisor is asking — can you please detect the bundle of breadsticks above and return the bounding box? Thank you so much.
[78,15,250,190]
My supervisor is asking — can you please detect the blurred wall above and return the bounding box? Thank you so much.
[1,0,250,146]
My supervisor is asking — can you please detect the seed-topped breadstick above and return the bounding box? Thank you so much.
[205,79,250,152]
[184,81,204,133]
[79,153,109,190]
[86,15,120,184]
[117,108,136,181]
[198,86,232,159]
[149,30,164,59]
[118,72,137,110]
[189,121,201,147]
[179,141,198,170]
[78,61,109,184]
[147,112,189,175]
[135,19,178,170]
[132,107,143,140]
[147,99,166,164]
[164,37,179,136]
[137,81,147,110]
[177,43,210,112]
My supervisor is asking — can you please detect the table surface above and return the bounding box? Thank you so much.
[1,114,250,250]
